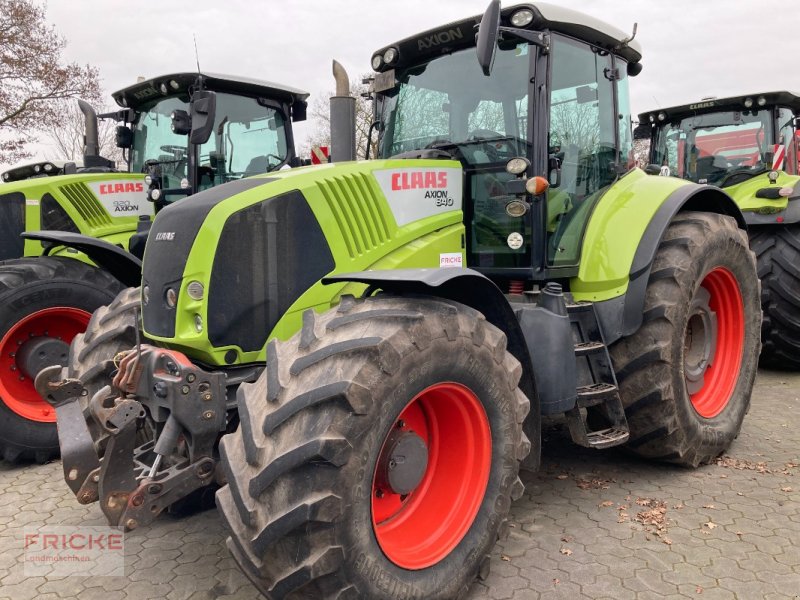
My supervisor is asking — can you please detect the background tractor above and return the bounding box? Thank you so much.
[0,73,309,463]
[638,93,800,368]
[40,2,761,598]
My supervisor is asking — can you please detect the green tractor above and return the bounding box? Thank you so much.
[40,2,761,597]
[638,93,800,369]
[0,73,309,463]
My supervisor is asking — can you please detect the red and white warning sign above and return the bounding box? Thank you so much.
[311,146,329,165]
[772,144,786,171]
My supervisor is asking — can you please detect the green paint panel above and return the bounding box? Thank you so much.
[144,159,466,365]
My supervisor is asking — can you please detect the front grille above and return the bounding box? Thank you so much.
[208,191,335,352]
[317,172,391,258]
[0,192,25,260]
[59,182,113,228]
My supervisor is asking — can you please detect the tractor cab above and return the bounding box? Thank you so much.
[639,92,800,187]
[370,2,642,282]
[112,72,309,210]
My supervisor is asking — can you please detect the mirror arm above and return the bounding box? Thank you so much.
[498,27,550,52]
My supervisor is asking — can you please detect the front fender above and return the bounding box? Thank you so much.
[22,230,141,287]
[323,267,537,407]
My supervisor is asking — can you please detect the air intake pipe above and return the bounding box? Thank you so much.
[330,60,356,162]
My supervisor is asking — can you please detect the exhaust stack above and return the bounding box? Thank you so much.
[329,60,356,162]
[77,100,101,162]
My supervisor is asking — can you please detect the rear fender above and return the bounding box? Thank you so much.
[592,184,746,344]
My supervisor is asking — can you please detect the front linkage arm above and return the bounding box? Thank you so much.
[36,346,227,530]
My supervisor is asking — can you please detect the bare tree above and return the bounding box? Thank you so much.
[44,98,125,165]
[304,75,377,159]
[0,0,102,164]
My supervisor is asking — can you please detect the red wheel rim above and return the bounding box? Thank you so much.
[0,307,91,423]
[688,268,745,418]
[371,382,492,570]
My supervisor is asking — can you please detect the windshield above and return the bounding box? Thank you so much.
[652,110,773,186]
[131,93,289,191]
[198,94,289,190]
[377,42,530,166]
[131,96,191,187]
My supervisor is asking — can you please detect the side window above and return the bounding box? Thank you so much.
[616,68,634,168]
[777,107,798,175]
[547,35,615,267]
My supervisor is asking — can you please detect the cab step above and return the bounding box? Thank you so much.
[565,300,630,449]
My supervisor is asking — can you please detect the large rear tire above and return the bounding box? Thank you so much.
[217,295,531,599]
[610,212,760,467]
[0,257,124,463]
[749,225,800,369]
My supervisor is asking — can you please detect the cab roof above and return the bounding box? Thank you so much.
[639,91,800,123]
[371,2,642,72]
[112,72,309,111]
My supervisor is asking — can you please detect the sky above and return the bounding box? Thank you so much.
[10,0,800,166]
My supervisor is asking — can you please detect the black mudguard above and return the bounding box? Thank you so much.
[22,231,142,287]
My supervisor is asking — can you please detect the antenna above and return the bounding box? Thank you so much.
[193,34,201,73]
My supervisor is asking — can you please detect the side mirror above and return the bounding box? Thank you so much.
[292,100,307,122]
[189,90,217,145]
[632,123,651,141]
[476,0,501,76]
[548,156,561,188]
[115,125,133,148]
[170,109,191,135]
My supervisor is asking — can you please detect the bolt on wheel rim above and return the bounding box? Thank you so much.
[0,307,91,422]
[371,382,492,569]
[686,268,745,418]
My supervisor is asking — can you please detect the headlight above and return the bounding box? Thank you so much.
[510,8,534,27]
[383,47,398,65]
[187,281,204,300]
[34,165,41,173]
[371,54,383,70]
[149,188,161,201]
[657,112,666,121]
[505,200,528,217]
[757,96,767,106]
[159,82,168,94]
[43,163,53,172]
[506,157,530,175]
[649,114,655,123]
[169,79,180,90]
[144,175,153,186]
[743,97,753,108]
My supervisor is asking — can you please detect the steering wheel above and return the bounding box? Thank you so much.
[160,145,186,157]
[265,154,285,170]
[467,129,504,141]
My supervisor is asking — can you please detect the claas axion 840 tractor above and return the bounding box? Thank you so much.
[0,73,308,463]
[40,2,761,598]
[638,93,800,368]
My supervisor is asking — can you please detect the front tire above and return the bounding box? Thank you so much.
[610,212,760,467]
[0,257,124,463]
[749,225,800,369]
[217,295,531,599]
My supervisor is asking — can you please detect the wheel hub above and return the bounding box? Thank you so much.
[375,427,428,496]
[16,336,70,380]
[683,286,718,395]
